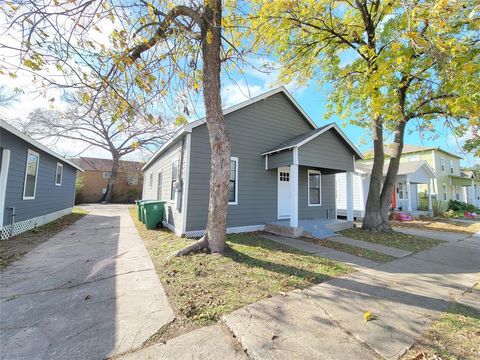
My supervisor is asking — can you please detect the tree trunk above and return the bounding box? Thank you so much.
[201,0,230,253]
[379,120,407,223]
[362,119,391,231]
[103,154,119,203]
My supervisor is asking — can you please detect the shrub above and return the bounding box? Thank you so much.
[447,200,479,213]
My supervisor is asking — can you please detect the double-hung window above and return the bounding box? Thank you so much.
[55,162,63,186]
[398,182,404,200]
[23,150,39,200]
[149,172,153,188]
[308,170,321,206]
[103,171,111,179]
[229,157,238,205]
[171,160,178,201]
[442,183,447,201]
[449,160,454,175]
[440,157,445,172]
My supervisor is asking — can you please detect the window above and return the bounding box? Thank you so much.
[102,171,111,179]
[55,162,63,186]
[398,182,404,200]
[23,150,39,199]
[440,157,445,172]
[450,160,454,175]
[157,171,163,200]
[127,173,138,186]
[149,172,153,188]
[171,160,178,201]
[229,157,238,205]
[308,170,321,206]
[442,183,447,201]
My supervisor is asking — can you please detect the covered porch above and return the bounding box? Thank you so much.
[389,161,436,214]
[261,124,363,238]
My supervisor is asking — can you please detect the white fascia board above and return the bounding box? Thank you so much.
[185,86,318,131]
[0,119,84,171]
[296,123,364,160]
[145,86,319,170]
[417,160,437,179]
[261,123,364,160]
[141,127,190,171]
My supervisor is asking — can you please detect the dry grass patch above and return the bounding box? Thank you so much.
[129,207,351,338]
[402,303,480,360]
[340,228,443,252]
[393,219,480,235]
[0,207,88,270]
[302,237,396,263]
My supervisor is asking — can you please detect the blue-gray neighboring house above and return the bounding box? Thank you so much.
[0,119,83,240]
[142,87,363,238]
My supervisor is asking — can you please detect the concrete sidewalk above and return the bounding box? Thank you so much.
[0,204,175,360]
[224,233,480,360]
[262,234,380,270]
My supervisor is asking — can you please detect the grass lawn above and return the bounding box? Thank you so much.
[302,237,396,263]
[393,219,480,235]
[0,207,88,270]
[402,303,480,360]
[128,207,351,340]
[339,228,443,252]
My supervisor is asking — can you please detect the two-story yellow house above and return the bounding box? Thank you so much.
[362,145,479,211]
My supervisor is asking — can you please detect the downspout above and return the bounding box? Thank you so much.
[0,149,11,237]
[176,135,186,211]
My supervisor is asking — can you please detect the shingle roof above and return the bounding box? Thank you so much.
[72,157,143,172]
[356,160,436,177]
[0,119,83,171]
[263,125,332,154]
[364,144,462,159]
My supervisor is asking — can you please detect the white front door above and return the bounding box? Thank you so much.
[278,167,291,219]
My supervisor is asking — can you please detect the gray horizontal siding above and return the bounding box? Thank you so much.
[298,168,335,219]
[267,150,292,169]
[298,130,354,171]
[142,139,184,229]
[186,93,313,231]
[2,128,76,225]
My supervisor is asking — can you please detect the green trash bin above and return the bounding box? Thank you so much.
[143,201,166,230]
[136,200,154,222]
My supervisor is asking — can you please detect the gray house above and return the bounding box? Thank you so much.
[0,119,82,240]
[142,87,362,238]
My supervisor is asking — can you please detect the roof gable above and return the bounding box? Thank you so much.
[262,123,364,160]
[143,87,317,170]
[0,119,83,171]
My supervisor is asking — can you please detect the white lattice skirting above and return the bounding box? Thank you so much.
[1,207,73,240]
[184,225,265,238]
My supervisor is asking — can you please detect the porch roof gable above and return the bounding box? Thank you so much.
[261,123,364,160]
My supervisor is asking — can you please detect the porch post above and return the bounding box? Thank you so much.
[290,163,299,228]
[407,177,412,212]
[428,182,433,214]
[346,171,354,221]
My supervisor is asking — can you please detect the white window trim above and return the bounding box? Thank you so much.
[170,160,179,203]
[149,172,153,189]
[440,157,445,173]
[102,171,111,179]
[229,157,239,205]
[442,183,447,201]
[157,170,163,200]
[398,182,405,200]
[23,149,40,200]
[307,169,322,206]
[55,162,63,186]
[449,159,454,175]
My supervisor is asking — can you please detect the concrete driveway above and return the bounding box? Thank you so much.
[0,204,174,360]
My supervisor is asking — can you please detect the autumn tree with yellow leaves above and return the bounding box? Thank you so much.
[248,0,479,231]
